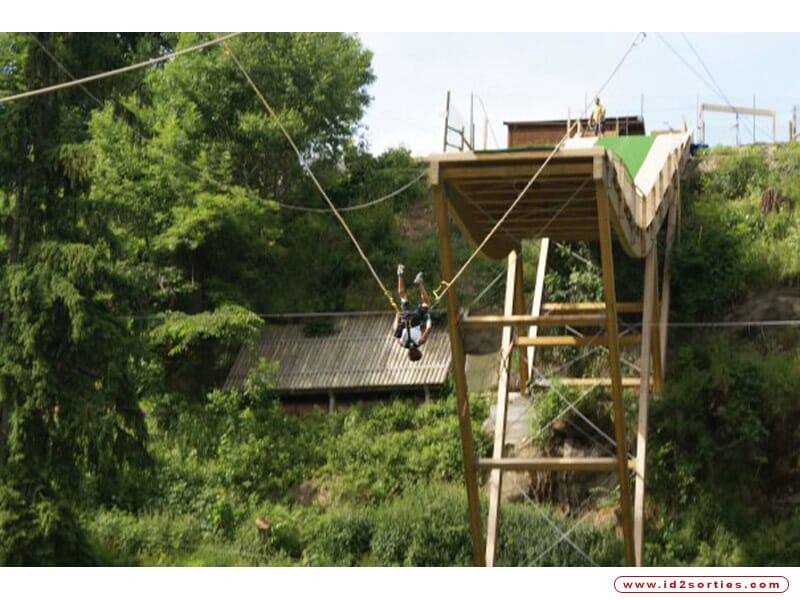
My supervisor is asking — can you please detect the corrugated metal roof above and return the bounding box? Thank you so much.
[224,313,452,394]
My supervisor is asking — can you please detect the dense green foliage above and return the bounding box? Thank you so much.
[1,31,799,567]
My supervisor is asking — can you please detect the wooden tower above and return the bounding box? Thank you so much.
[428,134,690,566]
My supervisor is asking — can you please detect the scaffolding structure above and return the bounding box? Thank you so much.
[428,134,691,566]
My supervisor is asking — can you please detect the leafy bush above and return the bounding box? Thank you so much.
[699,146,769,199]
[84,508,205,565]
[304,510,373,566]
[496,501,622,566]
[320,398,490,503]
[372,484,472,566]
[0,482,97,566]
[670,197,763,320]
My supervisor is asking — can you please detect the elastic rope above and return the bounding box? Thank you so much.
[225,46,397,310]
[432,32,647,306]
[274,171,426,213]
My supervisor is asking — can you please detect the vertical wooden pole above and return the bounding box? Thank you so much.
[595,179,636,566]
[527,238,549,381]
[432,184,486,566]
[485,249,519,566]
[634,248,657,566]
[650,272,663,395]
[513,252,528,392]
[660,192,678,376]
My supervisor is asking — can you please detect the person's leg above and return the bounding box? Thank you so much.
[418,281,430,307]
[413,272,428,305]
[397,264,407,302]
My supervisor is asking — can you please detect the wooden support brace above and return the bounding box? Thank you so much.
[595,179,636,566]
[432,185,486,566]
[485,249,520,567]
[634,248,657,567]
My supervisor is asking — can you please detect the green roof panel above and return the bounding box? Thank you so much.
[596,135,656,179]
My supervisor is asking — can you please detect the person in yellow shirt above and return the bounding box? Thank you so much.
[588,96,606,136]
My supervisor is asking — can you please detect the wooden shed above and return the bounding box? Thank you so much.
[224,312,452,408]
[506,116,646,146]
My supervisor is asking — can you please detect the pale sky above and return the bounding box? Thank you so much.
[357,32,800,157]
[7,2,800,158]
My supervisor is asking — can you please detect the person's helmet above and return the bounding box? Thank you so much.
[408,347,422,362]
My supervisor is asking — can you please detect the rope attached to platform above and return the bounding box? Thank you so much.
[225,45,400,313]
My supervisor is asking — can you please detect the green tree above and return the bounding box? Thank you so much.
[0,32,167,564]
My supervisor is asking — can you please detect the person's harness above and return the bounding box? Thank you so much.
[403,313,419,349]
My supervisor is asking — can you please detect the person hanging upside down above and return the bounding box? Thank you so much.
[392,264,432,362]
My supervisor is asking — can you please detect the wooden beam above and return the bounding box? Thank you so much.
[485,249,520,567]
[634,248,657,567]
[531,377,644,388]
[543,302,643,314]
[432,185,486,566]
[700,102,775,118]
[440,163,594,181]
[477,457,619,472]
[462,314,605,328]
[429,147,604,164]
[596,179,636,566]
[516,335,642,347]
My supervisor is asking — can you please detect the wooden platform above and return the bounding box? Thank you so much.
[427,133,690,259]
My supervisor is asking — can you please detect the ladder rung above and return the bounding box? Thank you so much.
[542,302,643,314]
[478,457,639,472]
[515,334,642,347]
[461,314,605,329]
[532,377,643,388]
[477,457,618,472]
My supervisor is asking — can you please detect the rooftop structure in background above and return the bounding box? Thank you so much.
[505,116,646,147]
[224,312,451,404]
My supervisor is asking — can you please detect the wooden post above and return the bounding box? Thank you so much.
[432,184,486,566]
[328,390,336,413]
[660,193,679,376]
[485,249,519,566]
[634,248,657,566]
[442,91,450,152]
[513,252,527,392]
[527,238,549,381]
[595,178,636,566]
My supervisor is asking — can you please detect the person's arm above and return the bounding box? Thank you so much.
[418,315,433,346]
[391,312,404,346]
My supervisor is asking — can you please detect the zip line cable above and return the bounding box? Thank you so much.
[224,45,399,312]
[0,32,243,105]
[431,32,647,307]
[656,32,757,142]
[655,33,720,101]
[30,34,103,107]
[32,33,425,229]
[275,170,426,213]
[680,33,735,109]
